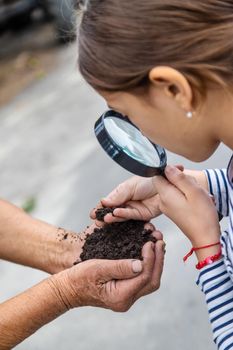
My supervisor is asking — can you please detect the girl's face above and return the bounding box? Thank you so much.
[100,68,222,162]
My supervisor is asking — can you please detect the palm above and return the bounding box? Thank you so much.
[60,223,99,270]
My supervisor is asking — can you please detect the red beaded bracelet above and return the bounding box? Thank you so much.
[183,242,221,262]
[183,242,222,270]
[195,250,222,270]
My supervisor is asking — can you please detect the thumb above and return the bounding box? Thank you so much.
[152,240,165,283]
[99,259,143,281]
[164,165,198,196]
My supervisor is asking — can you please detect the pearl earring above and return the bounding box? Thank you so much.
[186,111,193,118]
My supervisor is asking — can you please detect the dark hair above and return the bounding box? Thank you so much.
[77,0,233,100]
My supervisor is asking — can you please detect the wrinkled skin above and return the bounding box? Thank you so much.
[60,222,162,267]
[51,238,165,312]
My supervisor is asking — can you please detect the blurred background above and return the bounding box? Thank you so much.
[0,2,231,349]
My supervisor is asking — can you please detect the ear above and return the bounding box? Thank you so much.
[148,66,193,111]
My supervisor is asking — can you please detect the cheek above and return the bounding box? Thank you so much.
[124,101,218,161]
[129,112,180,148]
[129,113,218,161]
[128,102,180,139]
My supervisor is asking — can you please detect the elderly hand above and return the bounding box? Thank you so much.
[54,222,162,272]
[53,223,101,272]
[50,237,165,312]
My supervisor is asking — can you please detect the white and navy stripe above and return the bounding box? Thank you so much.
[204,169,230,217]
[197,259,233,350]
[197,157,233,349]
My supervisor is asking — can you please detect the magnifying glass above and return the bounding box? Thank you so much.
[94,110,167,177]
[94,109,223,221]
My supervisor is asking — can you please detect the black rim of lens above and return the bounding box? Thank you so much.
[94,110,167,177]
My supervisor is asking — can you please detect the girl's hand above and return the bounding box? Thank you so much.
[153,166,221,247]
[91,176,162,223]
[90,166,184,224]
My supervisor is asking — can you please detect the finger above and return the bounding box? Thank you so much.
[113,203,154,222]
[90,202,103,219]
[144,222,155,231]
[100,258,143,281]
[101,180,135,207]
[94,220,105,227]
[115,242,155,295]
[151,230,163,241]
[164,166,199,197]
[90,209,96,220]
[141,241,156,276]
[135,240,165,298]
[152,240,165,284]
[113,207,144,221]
[104,213,127,223]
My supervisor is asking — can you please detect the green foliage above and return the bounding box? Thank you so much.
[22,197,37,213]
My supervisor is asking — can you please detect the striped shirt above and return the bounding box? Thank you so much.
[197,155,233,349]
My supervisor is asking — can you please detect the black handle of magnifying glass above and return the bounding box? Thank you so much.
[160,167,223,222]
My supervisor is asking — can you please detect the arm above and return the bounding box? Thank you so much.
[153,166,233,350]
[0,241,165,349]
[184,168,230,219]
[0,276,67,350]
[0,199,85,274]
[197,258,233,349]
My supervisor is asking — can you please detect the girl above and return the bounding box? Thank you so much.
[77,0,233,349]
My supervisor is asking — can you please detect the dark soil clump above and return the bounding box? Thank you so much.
[95,207,116,221]
[80,220,156,261]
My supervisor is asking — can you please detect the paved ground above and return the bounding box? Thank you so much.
[0,20,60,107]
[0,43,232,350]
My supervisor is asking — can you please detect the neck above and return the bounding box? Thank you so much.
[206,88,233,150]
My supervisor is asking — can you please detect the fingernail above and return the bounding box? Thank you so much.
[132,260,142,273]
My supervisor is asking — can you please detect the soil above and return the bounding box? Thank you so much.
[80,218,156,262]
[95,207,116,221]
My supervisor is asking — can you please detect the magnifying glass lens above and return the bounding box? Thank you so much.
[94,110,167,177]
[104,117,160,167]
